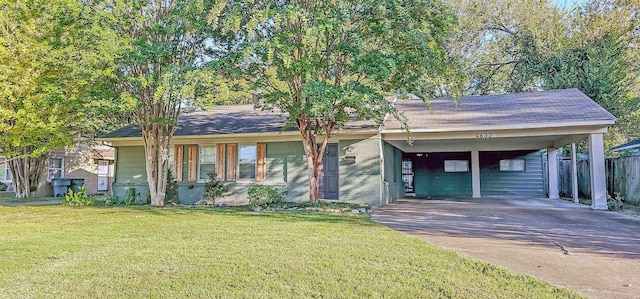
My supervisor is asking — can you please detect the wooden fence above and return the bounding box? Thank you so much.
[558,156,640,205]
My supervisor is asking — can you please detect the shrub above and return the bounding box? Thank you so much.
[202,172,228,204]
[0,182,7,192]
[64,186,93,206]
[165,169,179,205]
[248,184,286,208]
[125,188,140,205]
[104,195,121,205]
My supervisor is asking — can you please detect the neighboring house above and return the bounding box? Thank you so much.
[0,145,115,196]
[99,88,615,209]
[609,139,640,156]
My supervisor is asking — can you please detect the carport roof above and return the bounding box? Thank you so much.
[383,88,615,132]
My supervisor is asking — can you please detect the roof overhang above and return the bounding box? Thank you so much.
[383,122,611,153]
[98,129,378,146]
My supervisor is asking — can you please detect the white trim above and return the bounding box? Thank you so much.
[47,157,65,181]
[196,145,217,183]
[0,157,11,183]
[547,148,559,199]
[471,150,480,198]
[609,143,640,152]
[380,120,615,134]
[237,144,257,182]
[589,133,608,210]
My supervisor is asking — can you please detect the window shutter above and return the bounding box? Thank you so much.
[188,145,198,181]
[226,144,237,181]
[174,145,183,181]
[216,144,226,180]
[256,143,267,182]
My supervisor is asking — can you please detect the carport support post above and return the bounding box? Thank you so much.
[571,143,579,203]
[589,133,608,210]
[547,148,559,199]
[471,150,481,198]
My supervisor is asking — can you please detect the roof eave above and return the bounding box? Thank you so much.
[380,119,615,134]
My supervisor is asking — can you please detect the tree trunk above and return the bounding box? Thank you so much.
[306,153,321,202]
[142,127,171,206]
[7,148,47,198]
[299,120,331,203]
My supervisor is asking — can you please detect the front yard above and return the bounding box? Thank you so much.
[0,206,580,298]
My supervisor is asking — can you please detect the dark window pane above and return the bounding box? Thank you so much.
[238,163,256,180]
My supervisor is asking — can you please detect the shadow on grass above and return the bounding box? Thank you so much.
[82,205,377,226]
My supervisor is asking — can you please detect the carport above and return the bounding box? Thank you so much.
[381,89,616,209]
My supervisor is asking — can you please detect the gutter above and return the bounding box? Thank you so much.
[380,119,616,134]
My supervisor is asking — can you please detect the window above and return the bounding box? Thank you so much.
[0,157,11,182]
[198,146,216,180]
[444,160,469,172]
[500,159,525,171]
[48,158,64,180]
[167,147,175,178]
[238,145,257,180]
[97,160,110,192]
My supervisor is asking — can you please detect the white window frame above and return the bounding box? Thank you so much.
[237,144,257,181]
[444,160,469,172]
[97,159,110,176]
[0,157,11,182]
[48,157,65,181]
[500,159,526,171]
[197,146,216,183]
[167,146,175,178]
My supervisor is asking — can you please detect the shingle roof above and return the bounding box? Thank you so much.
[383,88,615,131]
[609,139,640,152]
[100,105,377,138]
[101,89,615,139]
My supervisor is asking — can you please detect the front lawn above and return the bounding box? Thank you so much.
[0,206,581,298]
[0,196,61,203]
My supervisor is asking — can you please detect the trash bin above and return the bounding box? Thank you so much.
[70,178,86,193]
[52,178,71,197]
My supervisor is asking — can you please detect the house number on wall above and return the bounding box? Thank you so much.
[475,133,493,138]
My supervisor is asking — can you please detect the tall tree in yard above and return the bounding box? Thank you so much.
[108,0,221,206]
[0,0,115,197]
[214,0,455,202]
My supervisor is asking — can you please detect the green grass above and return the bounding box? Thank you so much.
[0,196,61,203]
[0,207,581,298]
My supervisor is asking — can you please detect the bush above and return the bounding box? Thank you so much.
[104,195,121,205]
[165,169,179,205]
[125,188,140,205]
[0,182,7,192]
[64,186,93,206]
[202,172,228,204]
[248,184,286,208]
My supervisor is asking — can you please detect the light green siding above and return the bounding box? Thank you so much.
[112,138,385,206]
[480,150,544,196]
[267,141,307,201]
[112,146,150,202]
[383,142,404,203]
[115,146,147,184]
[338,138,382,206]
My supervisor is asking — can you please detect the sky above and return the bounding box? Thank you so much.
[551,0,589,9]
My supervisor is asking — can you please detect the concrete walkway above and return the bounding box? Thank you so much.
[372,197,640,299]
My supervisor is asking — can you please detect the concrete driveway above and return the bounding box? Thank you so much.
[372,197,640,299]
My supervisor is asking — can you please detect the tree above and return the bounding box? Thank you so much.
[107,0,221,206]
[214,0,455,202]
[445,0,640,149]
[0,0,114,197]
